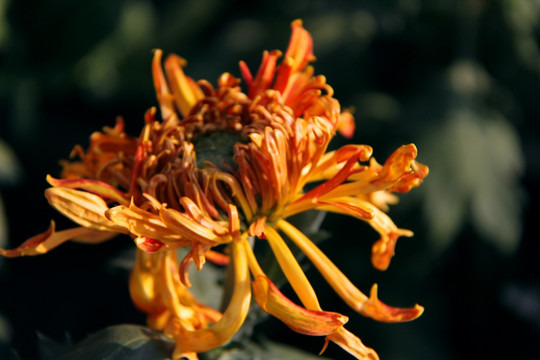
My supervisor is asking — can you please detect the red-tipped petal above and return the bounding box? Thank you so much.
[360,284,424,323]
[252,276,348,336]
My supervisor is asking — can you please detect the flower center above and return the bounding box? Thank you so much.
[193,131,244,170]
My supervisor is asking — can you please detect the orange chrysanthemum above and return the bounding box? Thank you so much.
[1,20,428,359]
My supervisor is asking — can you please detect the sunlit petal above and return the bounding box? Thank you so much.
[168,242,251,356]
[252,275,348,336]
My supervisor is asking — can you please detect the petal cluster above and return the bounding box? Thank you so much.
[1,20,428,359]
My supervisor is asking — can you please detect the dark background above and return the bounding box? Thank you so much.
[1,0,539,359]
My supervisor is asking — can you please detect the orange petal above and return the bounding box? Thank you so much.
[134,236,165,253]
[336,110,356,139]
[324,327,379,360]
[390,159,429,193]
[277,220,423,323]
[152,49,176,121]
[274,19,315,92]
[316,197,375,220]
[105,203,187,244]
[159,205,230,245]
[247,49,282,98]
[248,216,267,239]
[169,241,251,356]
[252,276,348,336]
[360,284,424,323]
[0,222,110,257]
[205,250,230,266]
[164,54,204,117]
[369,144,428,193]
[46,175,129,206]
[45,187,126,232]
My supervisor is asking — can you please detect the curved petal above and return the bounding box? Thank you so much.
[277,220,423,322]
[324,327,379,360]
[164,54,204,117]
[45,187,126,232]
[0,222,114,257]
[46,175,129,206]
[252,275,348,336]
[264,226,321,311]
[169,241,251,357]
[105,202,187,244]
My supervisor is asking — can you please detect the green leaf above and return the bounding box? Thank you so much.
[421,106,524,254]
[53,325,175,360]
[201,337,333,360]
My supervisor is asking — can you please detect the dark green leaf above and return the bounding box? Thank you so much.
[54,325,175,360]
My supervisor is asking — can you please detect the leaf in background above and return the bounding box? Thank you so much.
[202,337,333,360]
[49,325,175,360]
[0,139,23,264]
[421,108,524,254]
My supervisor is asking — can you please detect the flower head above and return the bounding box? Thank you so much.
[2,20,428,359]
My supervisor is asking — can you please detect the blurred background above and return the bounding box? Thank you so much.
[0,0,539,359]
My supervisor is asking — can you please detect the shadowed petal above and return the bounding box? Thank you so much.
[0,222,115,257]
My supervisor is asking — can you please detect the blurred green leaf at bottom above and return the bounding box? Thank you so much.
[40,324,333,360]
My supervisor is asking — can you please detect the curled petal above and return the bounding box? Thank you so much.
[45,187,126,232]
[248,216,267,239]
[367,208,413,271]
[135,236,165,253]
[106,203,187,244]
[369,144,418,187]
[159,206,231,245]
[362,144,428,193]
[168,241,251,357]
[46,175,129,206]
[253,276,348,336]
[390,159,429,193]
[0,222,113,257]
[274,19,316,93]
[152,49,176,121]
[278,220,423,323]
[361,284,424,323]
[164,54,204,117]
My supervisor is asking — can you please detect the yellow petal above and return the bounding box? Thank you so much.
[252,275,348,336]
[45,187,125,232]
[277,220,423,322]
[324,327,379,360]
[164,54,204,117]
[169,241,251,356]
[264,226,321,311]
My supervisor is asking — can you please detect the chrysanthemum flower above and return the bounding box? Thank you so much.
[1,20,428,360]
